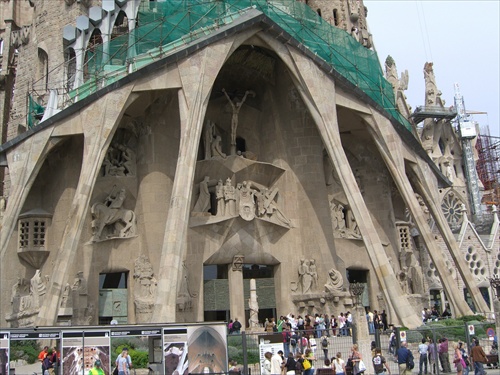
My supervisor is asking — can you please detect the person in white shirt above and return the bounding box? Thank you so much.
[271,351,284,375]
[418,338,429,375]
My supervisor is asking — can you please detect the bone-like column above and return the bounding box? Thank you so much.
[37,86,134,326]
[410,161,490,314]
[285,47,420,328]
[365,113,474,316]
[152,43,232,322]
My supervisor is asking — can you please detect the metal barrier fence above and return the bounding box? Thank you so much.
[384,321,499,375]
[228,329,355,374]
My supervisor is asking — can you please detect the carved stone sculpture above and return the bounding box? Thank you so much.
[424,62,438,105]
[215,180,225,216]
[210,135,226,159]
[60,283,73,309]
[248,278,259,328]
[176,261,196,312]
[224,177,236,216]
[193,176,213,213]
[298,258,315,294]
[72,271,88,295]
[101,143,136,177]
[222,88,255,155]
[325,268,344,293]
[134,255,157,322]
[91,186,137,242]
[204,120,216,160]
[30,270,47,309]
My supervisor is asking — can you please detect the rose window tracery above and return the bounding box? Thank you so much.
[441,192,464,231]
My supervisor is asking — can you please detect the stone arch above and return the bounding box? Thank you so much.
[36,47,49,91]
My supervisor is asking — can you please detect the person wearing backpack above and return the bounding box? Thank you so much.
[320,331,329,360]
[395,341,414,375]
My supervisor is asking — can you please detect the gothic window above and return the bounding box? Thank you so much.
[441,191,464,231]
[464,246,487,277]
[333,9,339,26]
[438,138,446,155]
[65,47,76,91]
[317,9,322,17]
[84,29,103,82]
[493,250,500,277]
[37,48,49,91]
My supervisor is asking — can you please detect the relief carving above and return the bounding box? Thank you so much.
[177,261,196,312]
[192,177,291,227]
[134,255,157,322]
[330,201,362,239]
[102,142,136,177]
[91,186,137,242]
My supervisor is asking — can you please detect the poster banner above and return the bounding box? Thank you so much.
[163,328,188,375]
[258,334,283,374]
[62,331,110,375]
[187,325,227,374]
[0,332,9,375]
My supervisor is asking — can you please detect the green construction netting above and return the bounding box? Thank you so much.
[73,0,411,131]
[28,94,45,129]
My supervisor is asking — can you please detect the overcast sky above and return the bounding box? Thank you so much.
[365,0,499,138]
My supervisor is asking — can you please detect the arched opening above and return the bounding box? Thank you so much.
[83,28,103,82]
[333,9,339,26]
[110,10,129,65]
[317,8,322,17]
[37,48,49,91]
[64,47,76,91]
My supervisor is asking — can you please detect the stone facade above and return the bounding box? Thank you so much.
[0,0,498,330]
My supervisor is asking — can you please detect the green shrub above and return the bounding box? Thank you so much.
[10,340,40,364]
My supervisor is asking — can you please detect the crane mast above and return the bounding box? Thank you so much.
[454,83,482,220]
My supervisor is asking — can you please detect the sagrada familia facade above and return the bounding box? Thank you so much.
[0,0,498,329]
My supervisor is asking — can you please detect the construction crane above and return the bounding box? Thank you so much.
[454,83,482,220]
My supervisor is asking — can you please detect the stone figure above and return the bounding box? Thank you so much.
[117,144,136,176]
[309,259,318,289]
[248,278,259,328]
[331,202,346,234]
[177,262,196,312]
[423,62,437,105]
[0,196,5,217]
[193,176,213,213]
[30,270,46,309]
[210,135,226,158]
[443,160,454,183]
[60,283,73,309]
[134,255,157,299]
[298,259,314,294]
[224,177,236,216]
[325,268,344,293]
[259,188,291,227]
[347,211,362,239]
[204,120,216,160]
[222,88,255,155]
[72,271,88,295]
[215,180,225,216]
[91,186,137,242]
[102,143,136,177]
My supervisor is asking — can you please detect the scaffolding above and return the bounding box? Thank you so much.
[476,131,500,206]
[27,0,411,133]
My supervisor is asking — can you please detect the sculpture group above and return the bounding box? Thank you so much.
[91,186,137,242]
[192,177,291,227]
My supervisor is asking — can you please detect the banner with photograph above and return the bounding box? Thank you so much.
[163,328,188,375]
[62,331,110,375]
[0,332,9,375]
[187,325,227,374]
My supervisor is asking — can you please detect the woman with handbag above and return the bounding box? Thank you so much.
[350,344,366,374]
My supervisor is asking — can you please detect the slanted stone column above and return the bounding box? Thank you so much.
[365,113,474,316]
[37,86,134,326]
[279,46,421,328]
[228,256,245,330]
[152,42,233,322]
